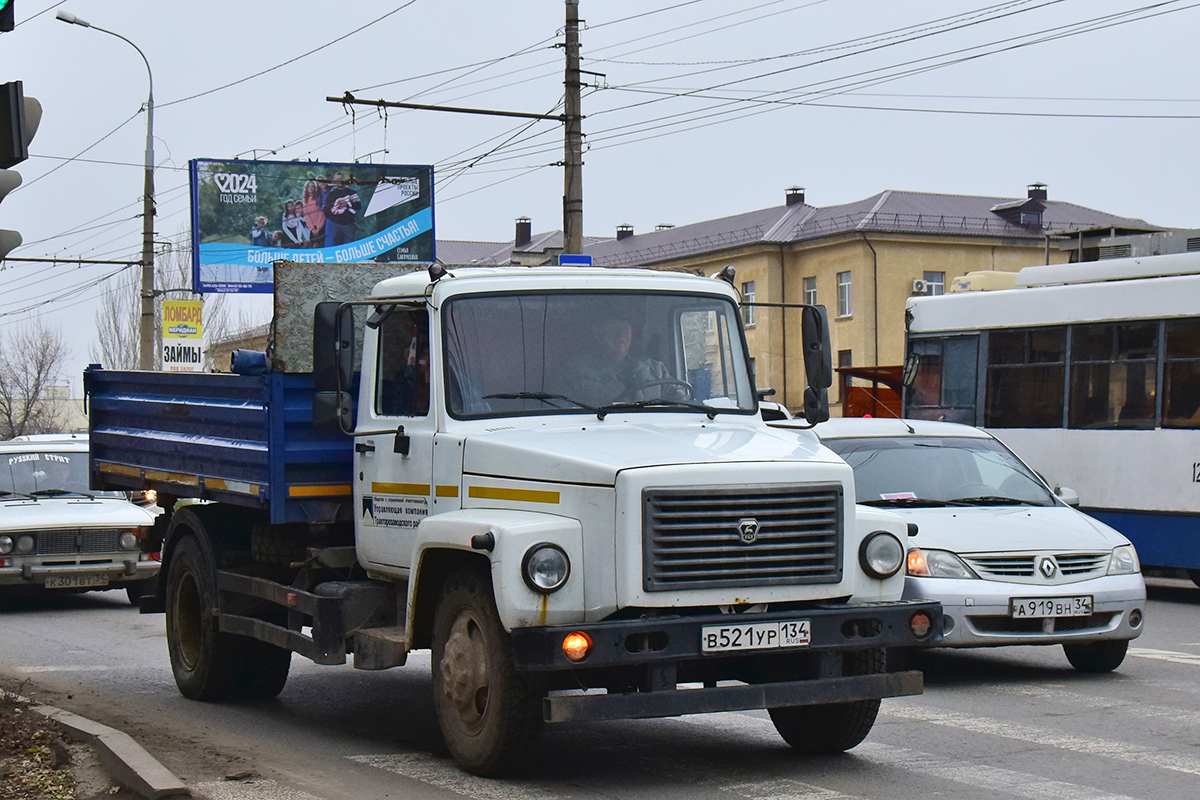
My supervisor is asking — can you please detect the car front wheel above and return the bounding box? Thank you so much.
[1063,639,1128,673]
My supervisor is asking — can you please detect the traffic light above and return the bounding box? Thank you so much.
[0,80,40,261]
[0,1,13,34]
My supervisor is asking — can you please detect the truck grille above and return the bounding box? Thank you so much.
[643,483,843,592]
[33,529,122,555]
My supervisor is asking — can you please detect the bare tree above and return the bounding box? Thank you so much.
[0,318,71,438]
[91,228,232,370]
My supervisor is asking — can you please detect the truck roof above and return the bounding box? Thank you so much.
[370,266,734,300]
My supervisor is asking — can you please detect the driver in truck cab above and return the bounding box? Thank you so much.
[561,316,688,406]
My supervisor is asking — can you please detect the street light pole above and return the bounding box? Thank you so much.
[57,11,156,370]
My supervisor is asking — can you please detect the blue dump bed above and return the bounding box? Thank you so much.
[85,368,353,525]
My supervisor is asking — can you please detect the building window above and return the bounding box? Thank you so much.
[985,327,1065,428]
[803,276,817,306]
[923,271,945,296]
[838,350,852,368]
[741,281,756,326]
[836,271,852,317]
[1069,322,1157,429]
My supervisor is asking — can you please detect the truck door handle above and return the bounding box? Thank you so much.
[355,442,375,454]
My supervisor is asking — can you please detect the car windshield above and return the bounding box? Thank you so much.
[1,450,97,496]
[823,435,1057,507]
[442,290,756,419]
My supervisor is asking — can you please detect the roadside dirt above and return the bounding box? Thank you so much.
[0,689,129,800]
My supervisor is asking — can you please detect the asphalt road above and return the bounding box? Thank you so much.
[2,578,1198,800]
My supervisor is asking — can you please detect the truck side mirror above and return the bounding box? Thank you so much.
[313,302,356,433]
[800,305,831,424]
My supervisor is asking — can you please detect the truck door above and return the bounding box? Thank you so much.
[355,305,434,573]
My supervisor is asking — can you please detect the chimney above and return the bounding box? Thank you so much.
[514,216,531,247]
[1027,183,1047,201]
[655,223,674,231]
[785,186,806,206]
[616,223,634,241]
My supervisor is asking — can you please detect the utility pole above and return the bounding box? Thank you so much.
[563,0,583,255]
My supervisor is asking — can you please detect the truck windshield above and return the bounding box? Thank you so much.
[1,451,95,496]
[443,290,756,419]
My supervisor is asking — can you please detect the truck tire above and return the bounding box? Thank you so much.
[233,638,291,700]
[768,647,885,753]
[1063,639,1128,673]
[165,535,240,701]
[431,568,543,776]
[251,525,309,567]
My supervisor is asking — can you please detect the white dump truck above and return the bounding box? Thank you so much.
[87,264,940,776]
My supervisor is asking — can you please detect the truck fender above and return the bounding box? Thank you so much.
[408,509,585,640]
[847,506,909,603]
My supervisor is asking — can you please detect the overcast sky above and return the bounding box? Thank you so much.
[2,0,1198,392]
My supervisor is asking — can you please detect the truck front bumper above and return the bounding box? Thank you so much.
[511,599,941,723]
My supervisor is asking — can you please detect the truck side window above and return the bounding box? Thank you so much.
[375,307,431,417]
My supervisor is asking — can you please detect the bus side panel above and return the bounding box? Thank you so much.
[1085,510,1200,572]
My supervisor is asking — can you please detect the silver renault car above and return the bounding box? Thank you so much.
[773,418,1145,672]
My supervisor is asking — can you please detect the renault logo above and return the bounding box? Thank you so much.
[1038,556,1058,579]
[737,518,760,544]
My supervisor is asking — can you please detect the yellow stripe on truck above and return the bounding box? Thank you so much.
[371,482,431,496]
[288,484,352,497]
[468,485,560,505]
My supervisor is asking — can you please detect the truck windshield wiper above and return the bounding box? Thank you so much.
[596,398,720,420]
[859,497,951,508]
[484,391,597,413]
[945,495,1040,506]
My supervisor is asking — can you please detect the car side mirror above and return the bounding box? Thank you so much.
[1054,486,1080,507]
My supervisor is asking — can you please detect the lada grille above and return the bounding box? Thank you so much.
[643,483,843,591]
[32,529,122,555]
[962,552,1109,582]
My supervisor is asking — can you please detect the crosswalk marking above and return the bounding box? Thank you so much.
[988,681,1200,726]
[193,779,324,800]
[350,753,562,800]
[1129,647,1200,666]
[717,777,859,800]
[886,701,1200,777]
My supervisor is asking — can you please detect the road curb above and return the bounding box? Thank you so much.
[31,702,191,799]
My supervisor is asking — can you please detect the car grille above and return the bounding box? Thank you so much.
[970,612,1117,634]
[642,483,843,592]
[31,529,122,555]
[962,552,1109,583]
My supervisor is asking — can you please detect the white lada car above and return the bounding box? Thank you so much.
[772,418,1145,672]
[1,434,160,604]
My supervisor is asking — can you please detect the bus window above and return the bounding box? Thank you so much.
[1163,318,1200,428]
[906,336,977,424]
[984,327,1065,428]
[1068,322,1157,429]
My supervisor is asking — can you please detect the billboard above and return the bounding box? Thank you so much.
[161,299,204,372]
[189,159,435,294]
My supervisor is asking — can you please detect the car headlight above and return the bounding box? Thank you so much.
[15,535,35,555]
[0,535,12,555]
[1108,544,1140,575]
[859,531,905,579]
[119,531,140,550]
[522,543,570,593]
[907,548,978,579]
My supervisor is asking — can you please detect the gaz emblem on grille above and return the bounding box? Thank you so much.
[1038,556,1058,578]
[737,518,760,544]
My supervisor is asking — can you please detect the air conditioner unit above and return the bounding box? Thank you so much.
[911,278,929,294]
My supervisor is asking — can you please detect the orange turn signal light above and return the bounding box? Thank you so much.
[562,631,593,662]
[907,549,928,576]
[910,612,932,638]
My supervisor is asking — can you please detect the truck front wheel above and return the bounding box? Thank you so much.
[431,568,543,776]
[768,648,885,753]
[165,535,239,701]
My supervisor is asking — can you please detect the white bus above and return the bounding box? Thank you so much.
[903,252,1200,586]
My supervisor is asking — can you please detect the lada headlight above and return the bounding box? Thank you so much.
[907,548,978,579]
[15,535,35,555]
[0,535,12,555]
[859,531,905,578]
[522,543,570,593]
[1107,544,1140,575]
[119,530,140,550]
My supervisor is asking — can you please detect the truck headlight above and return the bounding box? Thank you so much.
[859,531,904,578]
[522,543,570,593]
[0,535,12,555]
[1108,544,1140,575]
[16,535,35,555]
[907,548,978,579]
[119,531,140,550]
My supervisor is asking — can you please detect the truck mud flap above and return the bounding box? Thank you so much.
[544,670,923,724]
[218,572,348,665]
